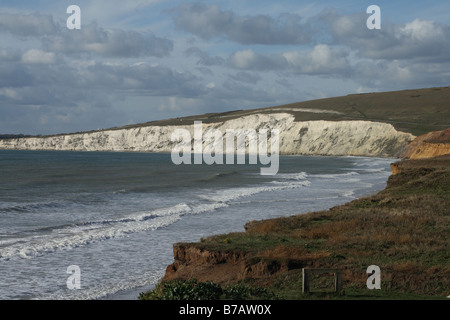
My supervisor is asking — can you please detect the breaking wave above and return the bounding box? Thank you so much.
[0,172,310,261]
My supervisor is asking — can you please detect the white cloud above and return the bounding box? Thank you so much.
[283,45,349,75]
[21,49,56,64]
[307,45,349,73]
[229,49,258,69]
[228,45,350,76]
[354,59,450,88]
[401,19,443,42]
[228,49,286,71]
[0,88,19,100]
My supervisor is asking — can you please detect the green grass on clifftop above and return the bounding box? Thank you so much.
[147,155,449,300]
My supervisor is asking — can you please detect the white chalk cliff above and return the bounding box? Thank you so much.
[0,113,415,158]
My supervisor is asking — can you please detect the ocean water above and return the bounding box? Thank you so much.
[0,150,395,300]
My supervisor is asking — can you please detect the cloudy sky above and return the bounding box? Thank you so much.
[1,0,449,135]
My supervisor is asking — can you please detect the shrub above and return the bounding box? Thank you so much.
[139,279,280,300]
[140,279,222,300]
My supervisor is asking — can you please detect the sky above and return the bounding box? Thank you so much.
[1,1,449,135]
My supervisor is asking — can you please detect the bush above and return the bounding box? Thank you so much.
[223,283,280,300]
[139,279,280,300]
[139,279,222,300]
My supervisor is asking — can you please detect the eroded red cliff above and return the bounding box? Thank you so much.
[403,128,450,160]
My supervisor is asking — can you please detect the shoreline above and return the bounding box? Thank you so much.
[99,155,397,301]
[143,154,450,300]
[99,284,155,300]
[1,128,448,300]
[0,151,394,300]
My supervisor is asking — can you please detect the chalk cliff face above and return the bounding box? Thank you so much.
[0,113,415,157]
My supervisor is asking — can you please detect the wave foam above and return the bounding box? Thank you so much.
[199,172,310,203]
[32,269,165,300]
[0,173,311,261]
[0,204,189,261]
[312,171,360,179]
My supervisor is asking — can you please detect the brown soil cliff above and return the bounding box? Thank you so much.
[163,245,250,284]
[403,128,450,159]
[391,128,450,174]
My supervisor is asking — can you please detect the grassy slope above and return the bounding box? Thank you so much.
[127,86,450,136]
[169,155,450,299]
[41,86,450,138]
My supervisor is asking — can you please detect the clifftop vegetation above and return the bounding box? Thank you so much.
[147,154,450,300]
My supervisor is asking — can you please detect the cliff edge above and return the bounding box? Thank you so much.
[403,128,450,160]
[158,151,450,298]
[0,115,414,158]
[391,128,450,174]
[3,86,450,158]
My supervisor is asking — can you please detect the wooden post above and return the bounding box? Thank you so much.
[335,271,342,292]
[302,268,342,293]
[302,268,309,293]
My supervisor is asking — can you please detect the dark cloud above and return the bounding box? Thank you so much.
[1,58,206,100]
[170,3,312,45]
[42,22,174,58]
[228,71,261,84]
[0,55,206,134]
[0,13,173,58]
[1,5,450,135]
[0,48,21,62]
[0,12,58,37]
[77,62,203,97]
[184,46,225,66]
[0,63,33,87]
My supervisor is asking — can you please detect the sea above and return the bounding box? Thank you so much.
[0,150,396,300]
